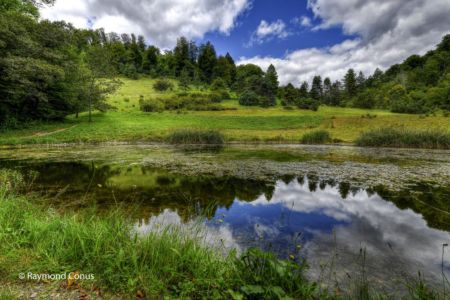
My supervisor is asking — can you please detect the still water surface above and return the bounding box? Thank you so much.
[1,144,449,291]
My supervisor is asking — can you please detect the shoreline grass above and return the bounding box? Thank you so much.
[167,129,224,145]
[356,128,450,149]
[301,130,332,144]
[0,170,316,299]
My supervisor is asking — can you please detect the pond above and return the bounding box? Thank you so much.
[1,144,449,293]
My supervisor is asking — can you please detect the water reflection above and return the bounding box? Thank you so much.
[137,177,450,291]
[2,159,450,291]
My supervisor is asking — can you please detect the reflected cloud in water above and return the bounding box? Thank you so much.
[137,177,450,290]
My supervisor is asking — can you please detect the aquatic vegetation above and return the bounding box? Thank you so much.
[356,128,450,149]
[301,130,332,144]
[168,129,225,145]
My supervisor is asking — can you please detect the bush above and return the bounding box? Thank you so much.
[239,90,260,106]
[210,78,227,91]
[153,79,174,92]
[208,92,223,103]
[219,90,231,100]
[301,130,332,144]
[297,98,319,111]
[356,128,450,149]
[167,130,224,145]
[122,63,139,80]
[139,98,164,112]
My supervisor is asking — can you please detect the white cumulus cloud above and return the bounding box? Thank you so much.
[40,0,250,49]
[247,19,290,46]
[239,0,450,86]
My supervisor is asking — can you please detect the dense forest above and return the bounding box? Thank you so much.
[0,0,449,128]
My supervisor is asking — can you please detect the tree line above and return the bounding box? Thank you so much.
[1,0,449,129]
[279,35,450,113]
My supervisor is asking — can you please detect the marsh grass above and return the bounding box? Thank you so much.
[168,129,225,145]
[301,130,332,144]
[356,128,450,149]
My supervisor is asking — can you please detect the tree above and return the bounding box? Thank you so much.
[310,75,323,102]
[173,37,191,77]
[299,82,309,99]
[179,68,190,91]
[225,53,237,85]
[142,46,159,75]
[344,69,357,98]
[329,81,342,106]
[356,71,366,91]
[265,64,279,96]
[323,77,332,105]
[198,42,217,83]
[282,83,298,106]
[0,12,80,124]
[259,77,277,107]
[239,90,260,106]
[83,46,121,122]
[211,78,227,91]
[214,56,233,86]
[234,64,264,92]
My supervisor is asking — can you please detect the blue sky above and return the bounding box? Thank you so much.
[201,0,351,59]
[41,0,450,85]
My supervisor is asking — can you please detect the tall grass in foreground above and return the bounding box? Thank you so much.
[356,128,450,149]
[0,170,314,299]
[167,129,224,145]
[301,130,332,144]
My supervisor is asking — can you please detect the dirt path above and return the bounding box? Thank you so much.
[25,125,78,139]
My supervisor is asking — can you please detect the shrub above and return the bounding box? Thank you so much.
[122,63,139,80]
[301,130,332,144]
[139,98,164,112]
[167,130,224,145]
[208,92,223,103]
[219,90,231,100]
[356,128,450,149]
[239,90,260,106]
[297,98,319,111]
[211,78,227,91]
[153,79,174,92]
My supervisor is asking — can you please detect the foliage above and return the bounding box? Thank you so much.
[239,90,261,106]
[153,79,174,92]
[301,130,332,144]
[198,42,217,84]
[310,75,323,102]
[139,98,164,113]
[235,248,316,299]
[211,78,227,91]
[356,128,450,149]
[297,98,320,111]
[167,130,224,145]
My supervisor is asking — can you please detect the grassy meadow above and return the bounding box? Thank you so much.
[0,77,449,146]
